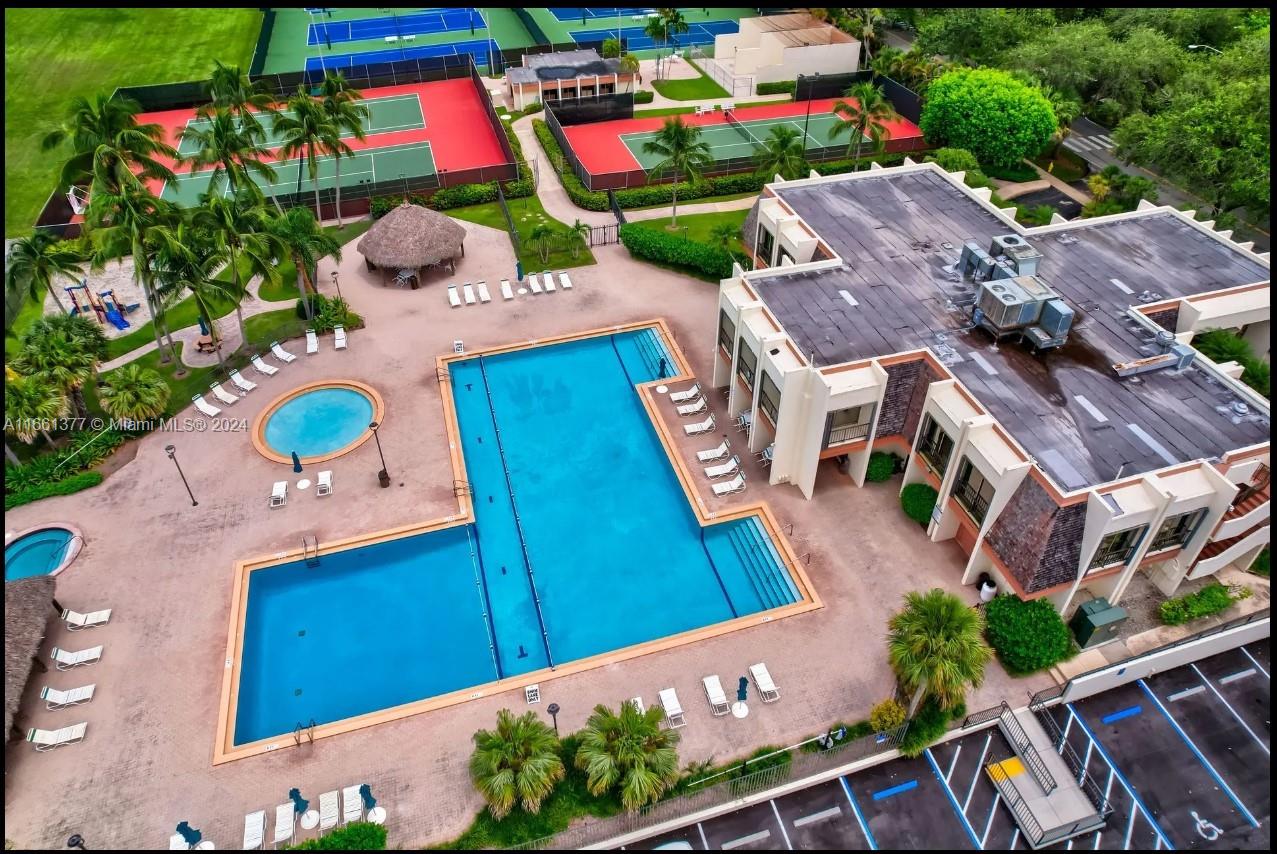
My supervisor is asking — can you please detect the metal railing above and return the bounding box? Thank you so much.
[952,478,991,525]
[1088,538,1139,570]
[825,421,871,446]
[917,436,953,474]
[495,182,520,253]
[995,703,1057,795]
[1030,705,1112,817]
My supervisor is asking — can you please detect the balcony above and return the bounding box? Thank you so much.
[917,437,952,475]
[825,421,870,447]
[1088,542,1136,571]
[952,479,990,525]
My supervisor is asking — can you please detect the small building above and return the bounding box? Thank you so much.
[710,13,861,91]
[505,48,636,111]
[356,202,466,287]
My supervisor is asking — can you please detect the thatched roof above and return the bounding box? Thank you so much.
[357,203,466,269]
[5,575,56,736]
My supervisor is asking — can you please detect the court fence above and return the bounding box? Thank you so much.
[248,7,276,77]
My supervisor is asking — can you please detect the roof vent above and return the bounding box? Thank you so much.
[1233,401,1250,417]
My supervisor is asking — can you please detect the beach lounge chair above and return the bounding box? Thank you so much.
[27,722,87,751]
[712,472,746,496]
[342,785,363,824]
[448,285,461,308]
[316,470,332,497]
[702,675,730,716]
[170,833,189,850]
[306,329,319,354]
[757,444,775,467]
[62,608,111,630]
[676,398,707,417]
[273,803,295,848]
[658,688,686,728]
[270,481,288,507]
[669,382,701,404]
[334,326,348,350]
[559,271,573,290]
[684,414,715,436]
[209,382,238,406]
[500,279,514,300]
[704,455,740,480]
[243,810,266,850]
[251,355,279,376]
[627,696,645,714]
[697,439,731,463]
[734,411,752,432]
[528,273,543,294]
[41,684,95,710]
[230,370,257,393]
[192,394,221,418]
[463,283,476,305]
[270,341,297,363]
[543,272,556,292]
[750,662,780,703]
[318,791,339,832]
[52,645,103,670]
[477,281,491,303]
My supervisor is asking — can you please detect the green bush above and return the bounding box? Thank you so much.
[619,224,736,280]
[756,80,797,96]
[312,296,362,334]
[1251,547,1269,578]
[981,160,1039,182]
[925,147,981,174]
[898,697,958,758]
[5,429,126,495]
[4,470,104,510]
[1016,204,1056,227]
[1159,583,1251,626]
[287,822,386,850]
[900,483,938,525]
[870,699,907,733]
[866,451,898,482]
[920,68,1056,168]
[984,595,1074,674]
[634,90,654,104]
[295,293,328,320]
[1191,330,1269,398]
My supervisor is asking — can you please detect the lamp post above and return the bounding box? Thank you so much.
[801,72,820,152]
[370,421,390,487]
[331,270,342,302]
[547,702,560,735]
[67,835,86,850]
[1187,43,1223,55]
[165,445,197,506]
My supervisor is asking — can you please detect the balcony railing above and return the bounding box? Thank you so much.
[1089,541,1136,570]
[1148,528,1191,554]
[952,479,990,524]
[917,437,952,474]
[825,421,870,447]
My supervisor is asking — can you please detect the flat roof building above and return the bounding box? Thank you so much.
[708,13,861,93]
[505,48,636,110]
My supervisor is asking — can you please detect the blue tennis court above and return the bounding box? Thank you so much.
[306,38,500,72]
[573,19,738,50]
[551,6,657,21]
[308,7,482,45]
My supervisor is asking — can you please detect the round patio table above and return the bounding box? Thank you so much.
[300,810,319,831]
[655,385,669,394]
[296,479,312,491]
[367,806,387,825]
[731,701,749,719]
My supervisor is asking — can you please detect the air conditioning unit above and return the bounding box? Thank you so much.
[990,234,1042,277]
[1038,299,1074,339]
[1069,598,1127,648]
[974,276,1072,350]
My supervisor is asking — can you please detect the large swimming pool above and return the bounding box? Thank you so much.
[233,327,803,746]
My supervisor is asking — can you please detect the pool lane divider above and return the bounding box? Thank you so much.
[464,522,503,680]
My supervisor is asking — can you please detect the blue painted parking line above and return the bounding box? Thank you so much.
[925,748,983,849]
[1137,679,1259,827]
[871,779,917,800]
[839,775,878,850]
[1100,705,1142,724]
[1239,646,1269,679]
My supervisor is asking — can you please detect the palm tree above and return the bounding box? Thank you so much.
[645,17,668,79]
[709,222,739,252]
[267,206,341,321]
[575,700,681,812]
[618,52,641,89]
[318,72,370,226]
[887,588,993,715]
[1038,85,1083,158]
[829,81,899,169]
[151,219,234,369]
[5,232,86,315]
[194,191,286,345]
[5,371,69,458]
[275,90,342,217]
[42,93,178,196]
[567,218,590,259]
[468,709,565,820]
[838,8,886,62]
[641,118,713,229]
[14,313,108,420]
[529,223,556,264]
[199,60,279,134]
[98,363,171,422]
[754,125,809,181]
[179,107,281,205]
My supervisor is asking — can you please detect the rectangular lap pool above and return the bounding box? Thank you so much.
[230,325,808,749]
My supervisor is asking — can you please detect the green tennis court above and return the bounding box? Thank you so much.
[175,93,425,157]
[621,113,866,169]
[161,141,435,206]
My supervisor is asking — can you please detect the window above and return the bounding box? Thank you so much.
[758,372,782,424]
[1148,508,1208,553]
[917,415,955,474]
[758,226,776,265]
[1089,527,1146,569]
[736,339,758,387]
[718,310,736,356]
[952,457,995,525]
[825,404,873,446]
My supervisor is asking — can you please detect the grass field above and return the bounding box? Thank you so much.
[650,61,730,101]
[632,209,747,254]
[5,8,262,236]
[446,195,596,273]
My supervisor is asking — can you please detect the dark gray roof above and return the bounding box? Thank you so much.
[5,575,55,736]
[754,170,1270,489]
[508,50,621,84]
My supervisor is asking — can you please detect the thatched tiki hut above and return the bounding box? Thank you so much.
[5,575,57,741]
[357,203,466,289]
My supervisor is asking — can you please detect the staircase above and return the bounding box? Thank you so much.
[723,518,799,612]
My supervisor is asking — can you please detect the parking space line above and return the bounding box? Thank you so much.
[1137,679,1259,827]
[1010,827,1020,849]
[872,780,918,800]
[1100,705,1142,724]
[1239,647,1268,678]
[963,734,993,812]
[697,822,709,850]
[1060,711,1074,743]
[1166,686,1205,701]
[979,792,1001,847]
[925,748,983,849]
[792,805,842,827]
[721,830,770,850]
[1219,667,1257,684]
[769,800,793,849]
[838,776,878,850]
[1091,829,1102,849]
[1190,663,1269,755]
[947,744,962,782]
[1124,799,1139,849]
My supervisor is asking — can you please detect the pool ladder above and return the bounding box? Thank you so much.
[293,719,316,747]
[302,535,320,567]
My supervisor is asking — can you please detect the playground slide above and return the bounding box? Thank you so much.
[103,307,130,330]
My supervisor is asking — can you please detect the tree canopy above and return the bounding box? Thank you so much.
[919,68,1056,168]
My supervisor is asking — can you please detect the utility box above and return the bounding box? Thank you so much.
[1070,598,1128,648]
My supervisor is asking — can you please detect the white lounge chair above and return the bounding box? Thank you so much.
[684,414,715,436]
[243,810,266,850]
[273,803,295,848]
[734,411,752,432]
[333,326,347,350]
[669,382,701,404]
[704,455,740,480]
[41,684,95,710]
[702,675,730,716]
[627,696,645,714]
[500,279,514,300]
[192,394,221,418]
[306,329,319,354]
[528,273,543,294]
[712,472,746,496]
[209,382,238,406]
[316,470,332,497]
[318,791,339,832]
[676,398,707,417]
[542,271,555,292]
[463,283,476,305]
[658,688,686,728]
[750,662,780,702]
[477,281,491,303]
[62,608,111,630]
[52,645,102,670]
[559,271,573,290]
[270,341,297,363]
[448,285,461,308]
[342,785,363,824]
[230,369,257,393]
[270,481,288,508]
[697,439,730,463]
[27,722,87,751]
[251,355,278,376]
[170,833,189,850]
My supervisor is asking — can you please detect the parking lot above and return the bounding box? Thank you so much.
[625,642,1270,850]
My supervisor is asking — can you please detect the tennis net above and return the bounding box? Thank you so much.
[724,110,764,149]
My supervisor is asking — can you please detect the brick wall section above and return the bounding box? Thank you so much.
[1144,306,1180,332]
[904,362,945,442]
[878,360,923,437]
[984,476,1086,593]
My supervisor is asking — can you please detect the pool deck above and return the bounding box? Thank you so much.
[2,222,1053,849]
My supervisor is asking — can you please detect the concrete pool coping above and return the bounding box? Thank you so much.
[250,379,386,465]
[4,523,86,578]
[215,319,820,765]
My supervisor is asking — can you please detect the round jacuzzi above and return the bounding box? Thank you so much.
[5,525,82,581]
[253,380,385,465]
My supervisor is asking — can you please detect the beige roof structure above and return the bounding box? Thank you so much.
[356,203,466,270]
[4,575,56,736]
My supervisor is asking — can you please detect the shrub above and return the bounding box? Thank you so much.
[1016,204,1056,227]
[1191,330,1269,398]
[900,483,938,525]
[984,595,1074,674]
[4,430,125,495]
[756,80,797,96]
[312,296,362,334]
[1159,583,1251,626]
[619,224,736,280]
[866,451,898,482]
[925,147,981,174]
[430,182,500,209]
[920,68,1056,168]
[4,470,104,510]
[295,293,328,320]
[1252,547,1269,578]
[981,160,1039,182]
[869,699,907,733]
[898,697,956,758]
[633,90,654,104]
[287,822,386,850]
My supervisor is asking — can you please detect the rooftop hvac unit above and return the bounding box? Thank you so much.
[990,234,1042,277]
[1038,299,1074,339]
[958,239,995,281]
[974,276,1072,350]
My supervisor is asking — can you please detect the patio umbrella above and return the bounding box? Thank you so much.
[175,822,202,846]
[359,783,376,811]
[197,316,209,336]
[737,676,749,703]
[288,788,309,815]
[292,451,302,473]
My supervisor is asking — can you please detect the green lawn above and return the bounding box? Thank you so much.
[632,209,749,255]
[5,8,262,236]
[627,190,760,211]
[257,218,376,302]
[446,195,596,273]
[650,60,730,101]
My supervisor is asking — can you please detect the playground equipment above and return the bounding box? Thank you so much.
[98,290,137,330]
[64,284,106,325]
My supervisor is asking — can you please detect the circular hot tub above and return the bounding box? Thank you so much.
[252,380,385,465]
[5,525,83,581]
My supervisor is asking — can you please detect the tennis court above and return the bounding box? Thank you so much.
[175,94,425,157]
[621,112,863,170]
[306,37,499,72]
[551,7,657,22]
[161,141,436,207]
[308,7,482,45]
[572,19,738,50]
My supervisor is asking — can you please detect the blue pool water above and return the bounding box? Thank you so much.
[263,386,373,459]
[234,328,800,745]
[5,528,75,581]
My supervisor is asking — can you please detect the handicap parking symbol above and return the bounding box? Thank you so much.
[1191,810,1223,841]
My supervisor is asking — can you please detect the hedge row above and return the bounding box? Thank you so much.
[1159,583,1251,626]
[5,471,105,511]
[898,697,966,758]
[756,80,796,96]
[634,90,654,104]
[5,429,126,494]
[618,224,736,280]
[286,822,386,850]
